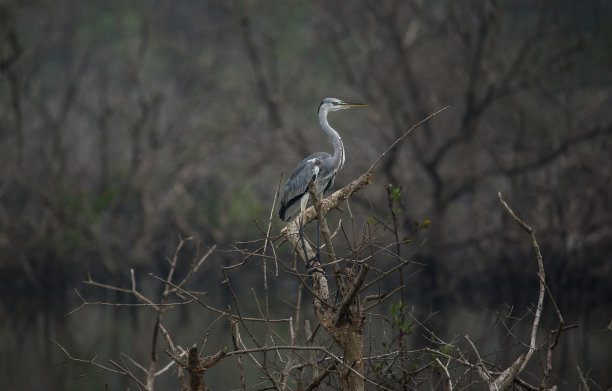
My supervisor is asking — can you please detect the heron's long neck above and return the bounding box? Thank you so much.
[319,109,345,171]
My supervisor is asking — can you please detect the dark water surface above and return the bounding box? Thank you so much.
[2,296,610,390]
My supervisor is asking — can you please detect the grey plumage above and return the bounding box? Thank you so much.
[279,97,367,222]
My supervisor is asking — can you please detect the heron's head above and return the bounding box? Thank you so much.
[318,97,367,114]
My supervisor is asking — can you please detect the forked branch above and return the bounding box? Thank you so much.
[483,192,547,391]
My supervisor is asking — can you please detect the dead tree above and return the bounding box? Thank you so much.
[458,193,570,391]
[280,173,373,391]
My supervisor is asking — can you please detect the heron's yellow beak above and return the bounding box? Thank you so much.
[340,100,367,107]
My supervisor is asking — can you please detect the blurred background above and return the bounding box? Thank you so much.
[0,0,611,389]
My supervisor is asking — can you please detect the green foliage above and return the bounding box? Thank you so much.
[440,345,453,356]
[389,184,402,202]
[190,180,266,230]
[429,344,454,362]
[412,219,431,230]
[52,182,118,256]
[373,362,383,372]
[57,182,117,224]
[227,187,265,225]
[390,300,412,334]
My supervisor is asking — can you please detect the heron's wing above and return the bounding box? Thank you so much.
[279,153,330,221]
[323,174,335,193]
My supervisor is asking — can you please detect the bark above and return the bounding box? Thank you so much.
[281,173,373,391]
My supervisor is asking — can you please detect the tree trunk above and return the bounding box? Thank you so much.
[281,174,373,391]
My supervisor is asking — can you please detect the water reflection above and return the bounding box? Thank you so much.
[2,296,609,390]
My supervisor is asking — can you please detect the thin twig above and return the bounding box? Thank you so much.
[363,285,404,312]
[434,358,453,391]
[173,244,217,291]
[465,335,492,381]
[491,192,547,391]
[223,345,392,391]
[367,106,450,174]
[304,361,337,391]
[577,365,590,391]
[159,324,188,391]
[108,359,148,390]
[148,273,290,323]
[309,182,342,287]
[361,260,410,291]
[263,175,282,276]
[229,318,246,391]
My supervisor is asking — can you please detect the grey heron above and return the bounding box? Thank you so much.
[279,97,367,222]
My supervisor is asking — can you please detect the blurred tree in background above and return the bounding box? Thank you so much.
[0,0,611,389]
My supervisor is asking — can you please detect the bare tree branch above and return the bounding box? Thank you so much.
[490,192,547,390]
[335,264,369,327]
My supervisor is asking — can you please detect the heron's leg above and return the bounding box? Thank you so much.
[315,223,321,263]
[298,215,322,270]
[298,215,312,268]
[307,223,326,276]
